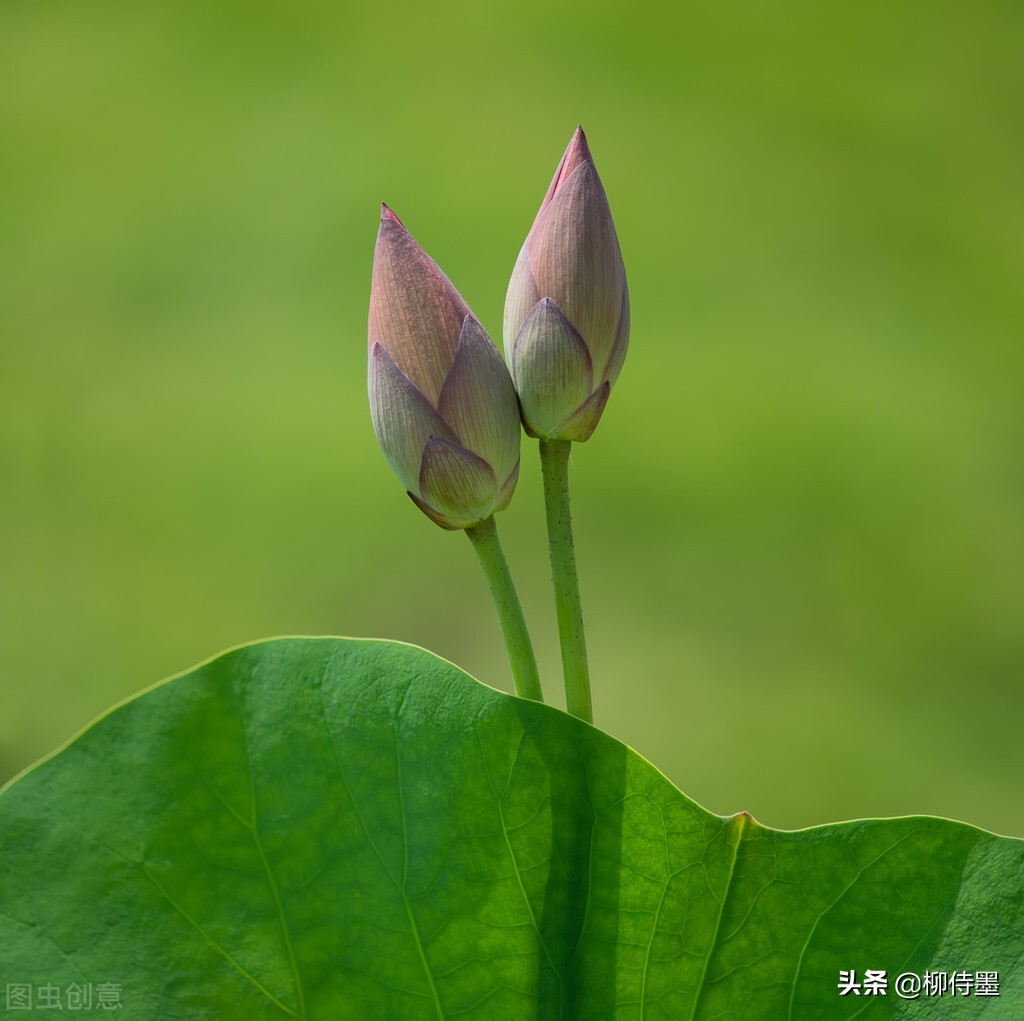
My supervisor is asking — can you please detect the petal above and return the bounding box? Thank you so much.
[437,317,521,484]
[418,436,498,525]
[502,243,542,353]
[368,343,456,492]
[407,491,474,531]
[599,275,630,387]
[541,125,594,208]
[526,161,626,374]
[511,298,593,439]
[550,381,610,443]
[369,205,471,405]
[493,457,520,514]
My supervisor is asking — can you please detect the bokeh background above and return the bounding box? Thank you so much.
[2,0,1022,835]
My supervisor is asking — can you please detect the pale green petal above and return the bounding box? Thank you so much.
[502,243,542,354]
[407,491,475,531]
[550,381,610,443]
[418,436,498,525]
[511,299,593,439]
[493,458,520,514]
[368,343,455,493]
[437,317,521,485]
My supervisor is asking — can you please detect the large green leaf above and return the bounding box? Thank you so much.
[1,638,1021,1019]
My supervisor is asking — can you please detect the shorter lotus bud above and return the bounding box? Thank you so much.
[504,127,629,442]
[368,206,521,530]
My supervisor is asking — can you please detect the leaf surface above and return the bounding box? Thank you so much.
[1,638,1021,1019]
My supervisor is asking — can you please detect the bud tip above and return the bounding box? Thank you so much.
[380,203,403,226]
[546,125,594,202]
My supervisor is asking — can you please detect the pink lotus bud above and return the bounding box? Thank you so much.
[504,127,629,442]
[368,206,521,530]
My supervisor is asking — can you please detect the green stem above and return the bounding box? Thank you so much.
[465,516,544,703]
[539,439,592,723]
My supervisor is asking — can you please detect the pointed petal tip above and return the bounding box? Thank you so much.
[567,125,592,162]
[546,126,595,202]
[551,381,610,442]
[493,458,520,513]
[407,491,470,531]
[380,203,404,226]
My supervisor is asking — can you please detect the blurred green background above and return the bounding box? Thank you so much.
[2,0,1022,834]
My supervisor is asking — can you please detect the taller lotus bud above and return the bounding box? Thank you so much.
[504,127,629,442]
[369,205,521,530]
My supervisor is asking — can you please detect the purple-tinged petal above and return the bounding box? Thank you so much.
[598,276,630,387]
[549,382,610,443]
[437,316,521,484]
[526,161,626,375]
[541,125,593,209]
[368,343,456,493]
[511,298,593,439]
[502,243,542,353]
[418,435,498,525]
[369,204,471,404]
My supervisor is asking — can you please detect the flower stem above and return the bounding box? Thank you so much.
[539,439,592,723]
[465,516,544,702]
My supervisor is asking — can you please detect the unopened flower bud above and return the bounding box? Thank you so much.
[368,205,521,530]
[504,126,629,442]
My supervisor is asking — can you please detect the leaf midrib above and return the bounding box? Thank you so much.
[685,812,747,1021]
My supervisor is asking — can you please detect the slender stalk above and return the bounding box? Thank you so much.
[538,439,592,723]
[465,516,544,702]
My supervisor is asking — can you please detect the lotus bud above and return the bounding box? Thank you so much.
[504,126,629,442]
[368,205,521,530]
